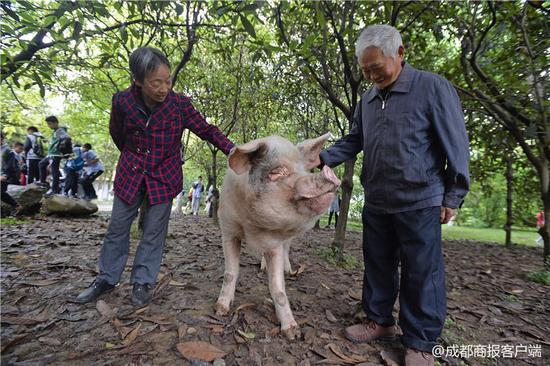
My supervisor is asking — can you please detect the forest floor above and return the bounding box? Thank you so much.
[1,213,548,366]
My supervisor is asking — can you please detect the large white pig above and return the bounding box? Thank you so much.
[215,133,341,339]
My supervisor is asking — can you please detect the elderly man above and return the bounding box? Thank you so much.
[316,25,470,365]
[76,47,234,306]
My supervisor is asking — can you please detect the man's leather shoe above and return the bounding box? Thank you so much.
[345,318,397,343]
[405,348,435,366]
[75,280,115,304]
[131,283,153,307]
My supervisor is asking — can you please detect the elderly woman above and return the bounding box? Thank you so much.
[76,47,234,306]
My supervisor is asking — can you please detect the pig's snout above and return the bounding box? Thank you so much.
[294,167,340,201]
[322,165,341,187]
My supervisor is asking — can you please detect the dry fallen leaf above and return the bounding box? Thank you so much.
[326,343,369,364]
[237,329,255,340]
[234,302,255,313]
[18,279,60,286]
[122,323,142,345]
[1,316,42,325]
[380,350,400,366]
[38,337,62,346]
[176,341,226,361]
[178,323,188,339]
[153,272,172,297]
[96,300,115,318]
[325,309,337,322]
[169,280,187,287]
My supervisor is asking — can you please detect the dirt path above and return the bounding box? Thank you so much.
[1,214,548,365]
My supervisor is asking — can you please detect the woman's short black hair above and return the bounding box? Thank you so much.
[129,47,171,83]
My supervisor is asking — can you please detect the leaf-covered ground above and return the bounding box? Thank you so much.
[1,213,548,366]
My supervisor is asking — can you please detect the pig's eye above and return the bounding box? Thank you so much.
[268,166,290,181]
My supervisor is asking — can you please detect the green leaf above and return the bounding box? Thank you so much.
[19,12,35,24]
[35,75,45,98]
[240,14,256,39]
[240,3,259,13]
[175,3,184,16]
[216,6,231,17]
[120,25,128,44]
[315,6,326,27]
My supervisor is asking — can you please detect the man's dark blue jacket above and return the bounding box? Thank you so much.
[320,63,470,213]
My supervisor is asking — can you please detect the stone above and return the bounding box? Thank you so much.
[41,195,98,216]
[6,183,47,214]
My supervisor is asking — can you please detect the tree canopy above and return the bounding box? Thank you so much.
[1,0,548,264]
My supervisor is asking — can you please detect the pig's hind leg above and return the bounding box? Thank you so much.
[264,246,301,340]
[260,240,292,273]
[216,236,241,316]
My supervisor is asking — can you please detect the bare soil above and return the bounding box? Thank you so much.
[1,214,548,366]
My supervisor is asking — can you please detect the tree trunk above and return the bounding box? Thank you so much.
[504,151,513,247]
[331,157,356,255]
[313,219,321,230]
[542,207,549,269]
[541,164,550,268]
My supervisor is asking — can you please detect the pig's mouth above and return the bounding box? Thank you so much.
[294,166,341,215]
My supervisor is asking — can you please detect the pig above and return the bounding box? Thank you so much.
[215,133,341,339]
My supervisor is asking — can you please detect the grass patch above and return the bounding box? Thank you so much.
[319,214,540,248]
[527,269,550,285]
[442,225,539,247]
[0,217,28,225]
[316,247,361,270]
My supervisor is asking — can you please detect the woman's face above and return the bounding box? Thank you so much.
[136,63,172,105]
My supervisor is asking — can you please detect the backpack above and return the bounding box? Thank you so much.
[58,136,73,155]
[32,135,45,157]
[66,148,84,171]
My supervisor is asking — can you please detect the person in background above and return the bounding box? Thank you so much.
[63,144,84,198]
[80,143,104,200]
[12,142,26,185]
[327,193,340,228]
[184,185,194,214]
[191,176,204,216]
[204,184,215,217]
[1,132,21,213]
[24,126,45,184]
[38,116,69,194]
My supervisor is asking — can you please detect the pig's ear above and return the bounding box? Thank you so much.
[228,140,268,175]
[297,133,332,170]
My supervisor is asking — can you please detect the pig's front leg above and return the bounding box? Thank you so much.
[216,236,241,316]
[264,246,301,340]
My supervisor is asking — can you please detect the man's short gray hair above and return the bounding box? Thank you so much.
[355,25,403,59]
[129,47,171,83]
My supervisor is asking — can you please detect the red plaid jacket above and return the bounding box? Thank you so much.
[110,84,234,205]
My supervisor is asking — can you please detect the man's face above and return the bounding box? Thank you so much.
[135,64,172,105]
[358,46,404,90]
[81,146,89,152]
[47,122,58,130]
[14,146,23,154]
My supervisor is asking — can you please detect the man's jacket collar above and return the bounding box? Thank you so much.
[366,62,414,103]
